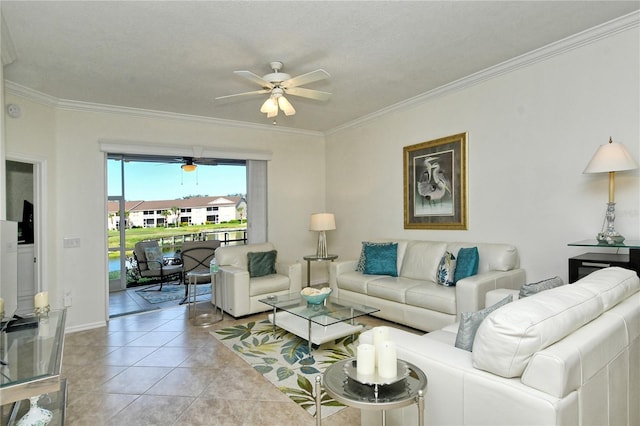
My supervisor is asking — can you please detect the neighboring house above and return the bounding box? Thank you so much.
[107,196,246,230]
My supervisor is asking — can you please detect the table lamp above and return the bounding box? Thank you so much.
[583,137,638,244]
[309,213,336,258]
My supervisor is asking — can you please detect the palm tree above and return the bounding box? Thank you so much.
[161,210,170,227]
[170,206,180,227]
[237,206,245,223]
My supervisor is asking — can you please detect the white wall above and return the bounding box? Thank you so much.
[3,20,638,330]
[4,99,325,329]
[326,26,640,283]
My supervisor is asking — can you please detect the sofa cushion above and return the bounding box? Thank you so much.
[216,242,275,270]
[249,273,291,296]
[472,267,639,378]
[336,271,385,294]
[447,242,519,273]
[405,281,457,315]
[247,250,277,278]
[363,242,398,276]
[436,251,456,286]
[455,295,513,351]
[519,276,564,298]
[454,246,478,283]
[367,277,419,303]
[400,241,447,281]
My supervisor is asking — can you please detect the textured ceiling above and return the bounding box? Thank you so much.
[2,1,638,133]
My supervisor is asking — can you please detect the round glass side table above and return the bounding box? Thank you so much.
[186,269,223,326]
[317,358,427,426]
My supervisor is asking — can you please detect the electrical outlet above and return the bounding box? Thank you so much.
[63,237,81,248]
[64,290,72,306]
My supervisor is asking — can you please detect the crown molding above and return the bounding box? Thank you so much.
[326,10,640,136]
[3,81,324,138]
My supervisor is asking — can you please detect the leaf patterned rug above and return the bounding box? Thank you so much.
[211,318,358,420]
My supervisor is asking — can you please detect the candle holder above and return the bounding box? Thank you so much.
[34,304,50,317]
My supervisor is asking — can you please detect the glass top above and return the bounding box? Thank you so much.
[1,310,66,389]
[303,254,338,261]
[323,358,427,409]
[568,239,640,249]
[259,294,379,326]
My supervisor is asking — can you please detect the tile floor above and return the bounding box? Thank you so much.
[58,300,415,425]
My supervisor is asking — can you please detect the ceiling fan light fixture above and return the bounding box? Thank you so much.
[278,95,296,116]
[260,97,278,114]
[181,158,197,172]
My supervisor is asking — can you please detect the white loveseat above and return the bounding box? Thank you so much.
[360,267,640,426]
[329,240,526,332]
[215,242,302,317]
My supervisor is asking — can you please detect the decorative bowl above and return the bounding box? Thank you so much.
[301,287,332,305]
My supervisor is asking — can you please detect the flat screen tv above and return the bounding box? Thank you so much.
[20,200,34,244]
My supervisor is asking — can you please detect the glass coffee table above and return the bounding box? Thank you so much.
[259,294,379,352]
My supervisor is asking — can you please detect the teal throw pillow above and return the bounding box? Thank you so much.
[454,246,479,283]
[519,276,564,298]
[356,242,396,272]
[455,295,513,352]
[363,243,398,276]
[144,246,164,270]
[437,251,456,286]
[247,250,277,278]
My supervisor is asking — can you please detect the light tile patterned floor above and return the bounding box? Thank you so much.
[60,302,415,425]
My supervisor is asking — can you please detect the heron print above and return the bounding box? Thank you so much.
[414,150,454,216]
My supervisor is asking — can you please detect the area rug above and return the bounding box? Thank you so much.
[135,284,211,304]
[212,319,358,420]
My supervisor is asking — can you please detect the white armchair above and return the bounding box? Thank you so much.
[215,242,302,317]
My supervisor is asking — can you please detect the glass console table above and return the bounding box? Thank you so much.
[568,240,640,283]
[1,309,67,425]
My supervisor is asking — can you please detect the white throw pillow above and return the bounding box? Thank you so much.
[144,246,164,270]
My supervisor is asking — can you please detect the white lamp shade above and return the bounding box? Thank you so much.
[584,140,638,174]
[309,213,336,231]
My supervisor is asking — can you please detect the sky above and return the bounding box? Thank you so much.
[108,160,246,201]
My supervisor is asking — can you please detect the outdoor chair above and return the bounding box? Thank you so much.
[133,240,183,291]
[179,240,221,303]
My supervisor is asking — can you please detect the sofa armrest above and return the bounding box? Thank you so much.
[456,268,526,319]
[275,261,302,293]
[329,260,358,288]
[360,327,569,426]
[219,266,250,316]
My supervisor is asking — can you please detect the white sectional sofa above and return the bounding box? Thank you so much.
[359,267,640,426]
[329,240,526,332]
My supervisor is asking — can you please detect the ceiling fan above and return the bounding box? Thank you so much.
[215,61,331,118]
[180,157,218,172]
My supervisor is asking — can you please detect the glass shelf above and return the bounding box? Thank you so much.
[568,239,640,249]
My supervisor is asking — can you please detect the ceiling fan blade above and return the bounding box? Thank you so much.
[215,89,270,101]
[285,87,332,101]
[234,70,274,88]
[282,69,330,88]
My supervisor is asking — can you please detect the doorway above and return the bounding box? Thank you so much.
[106,154,247,317]
[5,156,46,314]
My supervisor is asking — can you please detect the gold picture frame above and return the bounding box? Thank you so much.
[404,132,468,229]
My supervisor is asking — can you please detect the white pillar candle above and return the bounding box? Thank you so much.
[377,340,398,378]
[372,326,390,365]
[356,344,376,376]
[34,292,48,309]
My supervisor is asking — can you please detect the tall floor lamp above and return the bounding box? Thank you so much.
[309,213,336,258]
[583,137,638,244]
